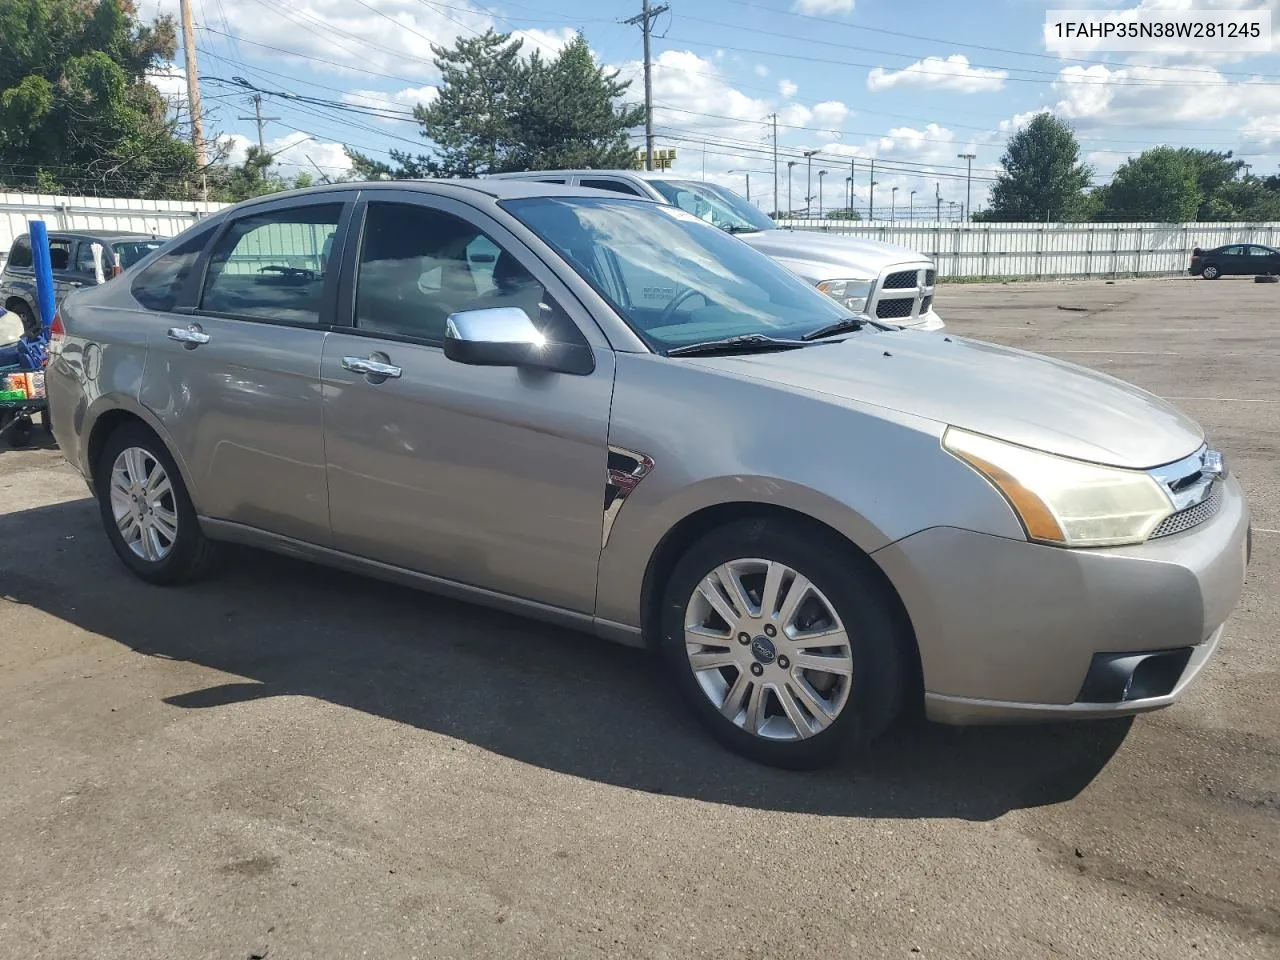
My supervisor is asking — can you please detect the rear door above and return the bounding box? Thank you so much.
[319,191,615,613]
[48,237,79,305]
[1218,245,1246,275]
[138,193,355,545]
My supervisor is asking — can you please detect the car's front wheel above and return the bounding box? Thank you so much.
[94,422,219,585]
[657,518,909,768]
[1202,264,1221,279]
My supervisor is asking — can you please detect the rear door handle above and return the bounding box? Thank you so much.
[342,356,402,379]
[167,325,211,346]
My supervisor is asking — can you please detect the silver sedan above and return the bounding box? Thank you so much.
[45,180,1251,767]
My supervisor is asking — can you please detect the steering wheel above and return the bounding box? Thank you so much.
[258,265,315,280]
[656,287,707,327]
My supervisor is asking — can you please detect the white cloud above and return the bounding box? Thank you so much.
[867,55,1007,93]
[1049,62,1274,129]
[811,100,849,128]
[754,64,769,77]
[343,85,439,122]
[616,49,773,154]
[792,0,854,13]
[220,132,354,179]
[147,65,188,105]
[778,78,799,98]
[1241,114,1280,146]
[513,27,578,56]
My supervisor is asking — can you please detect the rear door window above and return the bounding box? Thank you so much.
[48,239,73,271]
[131,230,213,312]
[200,205,343,325]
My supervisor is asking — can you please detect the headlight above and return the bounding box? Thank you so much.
[942,427,1175,548]
[817,278,873,314]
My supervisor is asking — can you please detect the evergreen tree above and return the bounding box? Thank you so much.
[986,114,1093,221]
[515,34,644,170]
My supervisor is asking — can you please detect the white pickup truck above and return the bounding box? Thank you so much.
[489,169,944,332]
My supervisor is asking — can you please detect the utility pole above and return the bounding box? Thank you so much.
[239,94,280,153]
[957,152,976,221]
[869,159,876,219]
[770,114,779,217]
[935,181,942,220]
[624,0,670,171]
[178,0,205,168]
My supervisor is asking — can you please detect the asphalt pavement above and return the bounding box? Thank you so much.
[0,275,1276,959]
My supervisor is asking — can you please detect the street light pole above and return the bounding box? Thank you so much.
[957,152,976,221]
[804,149,821,218]
[869,159,876,219]
[891,186,898,222]
[786,161,796,216]
[845,176,852,214]
[909,189,916,222]
[818,169,826,217]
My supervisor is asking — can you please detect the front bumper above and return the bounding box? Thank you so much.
[873,474,1250,725]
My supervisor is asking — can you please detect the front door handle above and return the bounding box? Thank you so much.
[342,355,402,379]
[167,324,211,347]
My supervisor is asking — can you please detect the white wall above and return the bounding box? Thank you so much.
[0,192,229,264]
[774,219,1280,279]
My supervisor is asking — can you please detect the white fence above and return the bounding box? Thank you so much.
[3,192,1279,282]
[0,192,227,265]
[776,219,1280,280]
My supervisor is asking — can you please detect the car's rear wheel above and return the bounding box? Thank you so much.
[10,301,39,339]
[1202,264,1221,279]
[657,518,908,768]
[94,422,218,585]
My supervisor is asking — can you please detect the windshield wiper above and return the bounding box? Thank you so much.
[667,333,811,357]
[720,224,758,234]
[801,316,868,341]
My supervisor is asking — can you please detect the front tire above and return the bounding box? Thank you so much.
[1202,264,1221,279]
[94,422,218,585]
[656,518,909,769]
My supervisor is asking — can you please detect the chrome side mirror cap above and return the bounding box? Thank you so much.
[443,307,594,375]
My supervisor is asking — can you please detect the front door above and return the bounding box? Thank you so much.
[320,194,615,614]
[139,196,352,546]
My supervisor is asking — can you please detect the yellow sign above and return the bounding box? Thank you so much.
[633,148,677,170]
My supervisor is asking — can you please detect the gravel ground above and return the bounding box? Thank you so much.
[0,275,1276,959]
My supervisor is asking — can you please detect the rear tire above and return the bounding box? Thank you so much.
[93,421,219,585]
[11,301,39,338]
[1202,264,1221,279]
[656,518,909,769]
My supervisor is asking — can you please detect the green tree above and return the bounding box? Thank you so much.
[825,207,861,221]
[205,145,316,202]
[514,33,644,169]
[0,0,198,196]
[347,30,642,180]
[1100,147,1200,222]
[1174,148,1244,219]
[986,114,1093,221]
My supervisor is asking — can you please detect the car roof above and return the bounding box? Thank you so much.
[488,169,695,183]
[11,229,158,243]
[211,178,654,218]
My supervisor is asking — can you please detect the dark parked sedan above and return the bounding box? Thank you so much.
[1189,243,1280,279]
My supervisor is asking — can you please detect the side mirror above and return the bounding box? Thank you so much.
[443,307,594,375]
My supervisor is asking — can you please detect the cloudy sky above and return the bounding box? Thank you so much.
[146,0,1280,218]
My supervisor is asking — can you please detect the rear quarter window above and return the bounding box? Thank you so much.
[130,230,212,312]
[7,239,33,269]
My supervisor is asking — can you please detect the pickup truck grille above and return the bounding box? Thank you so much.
[876,298,914,319]
[881,270,918,290]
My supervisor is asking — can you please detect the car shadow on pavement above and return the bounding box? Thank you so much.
[2,497,1133,822]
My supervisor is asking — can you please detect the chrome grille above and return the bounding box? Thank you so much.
[1151,483,1223,539]
[876,298,914,319]
[882,270,918,290]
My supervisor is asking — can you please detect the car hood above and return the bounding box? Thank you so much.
[685,331,1203,469]
[737,229,930,279]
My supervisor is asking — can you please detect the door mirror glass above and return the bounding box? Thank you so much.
[444,307,593,375]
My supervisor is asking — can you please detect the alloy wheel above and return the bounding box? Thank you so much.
[109,447,179,562]
[683,558,854,741]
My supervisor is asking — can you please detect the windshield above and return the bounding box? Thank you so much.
[112,240,165,269]
[647,179,776,234]
[504,196,849,353]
